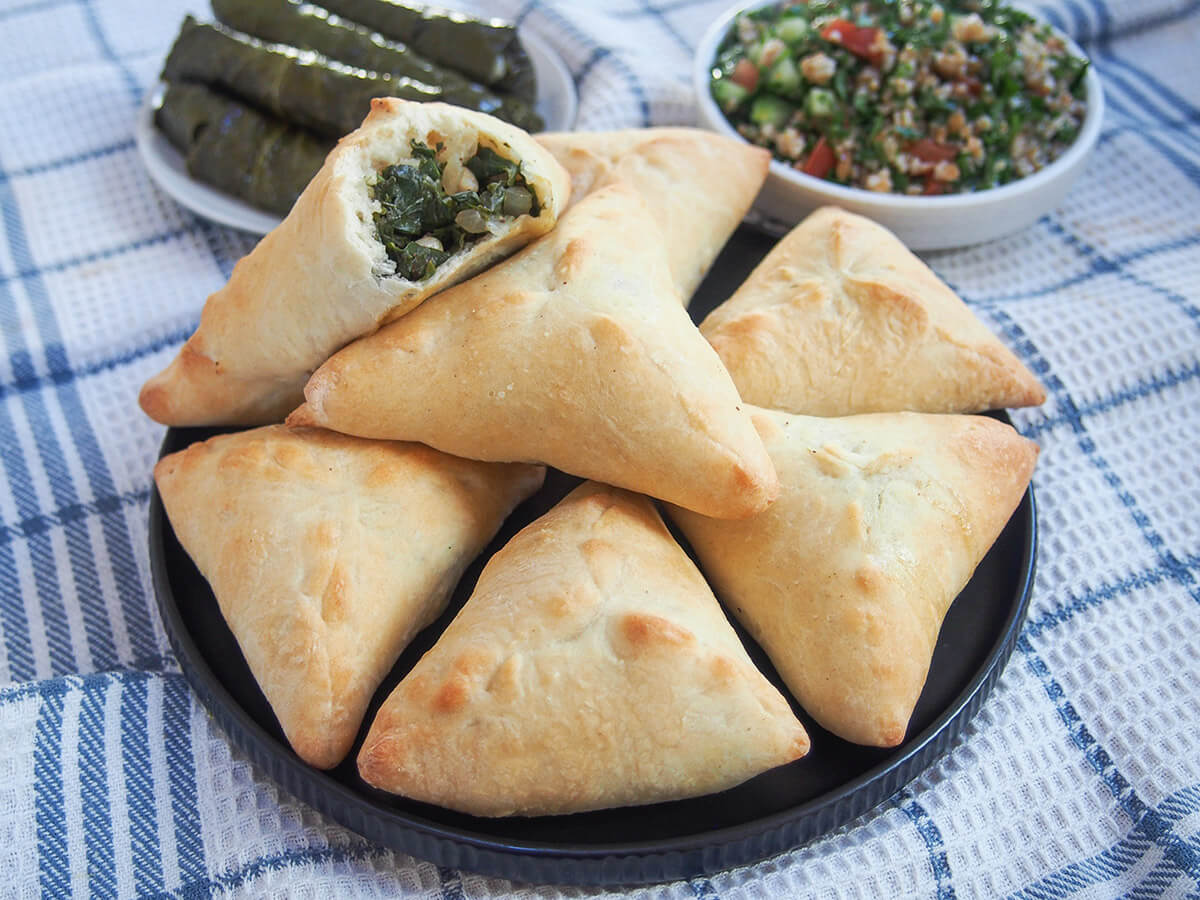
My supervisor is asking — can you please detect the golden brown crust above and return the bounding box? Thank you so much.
[153,424,544,768]
[700,206,1047,415]
[139,99,571,427]
[667,406,1038,747]
[289,183,779,520]
[357,482,809,816]
[536,128,770,303]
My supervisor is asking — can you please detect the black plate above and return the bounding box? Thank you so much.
[149,227,1037,885]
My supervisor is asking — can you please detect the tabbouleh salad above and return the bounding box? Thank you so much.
[710,0,1089,195]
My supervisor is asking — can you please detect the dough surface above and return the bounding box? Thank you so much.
[668,406,1038,747]
[154,424,544,768]
[358,482,809,816]
[700,207,1046,415]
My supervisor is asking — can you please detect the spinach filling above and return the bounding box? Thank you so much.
[370,140,540,281]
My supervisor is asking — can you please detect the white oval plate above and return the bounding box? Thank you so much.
[136,28,578,235]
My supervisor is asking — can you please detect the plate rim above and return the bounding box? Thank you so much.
[148,419,1037,884]
[134,26,579,236]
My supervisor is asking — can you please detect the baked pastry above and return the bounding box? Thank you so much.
[700,207,1046,415]
[667,406,1038,747]
[357,482,810,816]
[288,183,779,520]
[154,425,544,768]
[537,128,770,303]
[140,99,571,427]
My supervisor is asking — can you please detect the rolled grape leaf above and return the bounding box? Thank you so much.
[161,16,492,138]
[155,81,334,215]
[320,0,537,103]
[210,0,541,131]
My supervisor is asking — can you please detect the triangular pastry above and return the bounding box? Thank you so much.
[667,406,1038,748]
[700,207,1046,415]
[537,128,770,303]
[357,482,810,816]
[154,425,544,768]
[140,99,570,427]
[288,183,779,520]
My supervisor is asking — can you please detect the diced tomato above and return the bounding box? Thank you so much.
[801,136,835,178]
[908,138,960,163]
[820,19,883,66]
[731,58,759,92]
[922,178,946,195]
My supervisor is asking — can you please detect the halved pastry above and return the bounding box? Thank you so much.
[700,207,1046,415]
[154,425,544,768]
[536,128,770,303]
[140,99,570,427]
[667,406,1038,748]
[288,183,778,520]
[357,482,810,817]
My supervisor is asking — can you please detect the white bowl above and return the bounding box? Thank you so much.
[693,0,1105,249]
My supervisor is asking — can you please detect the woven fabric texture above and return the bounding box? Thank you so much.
[0,0,1197,896]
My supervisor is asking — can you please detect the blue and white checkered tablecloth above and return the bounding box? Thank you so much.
[1,0,1198,896]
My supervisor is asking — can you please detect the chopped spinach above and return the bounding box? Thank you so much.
[370,139,538,281]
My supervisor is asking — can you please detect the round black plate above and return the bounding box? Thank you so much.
[149,227,1037,885]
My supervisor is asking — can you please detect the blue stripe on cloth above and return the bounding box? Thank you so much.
[524,0,652,126]
[1102,92,1200,184]
[75,0,140,102]
[0,139,135,183]
[1023,563,1176,639]
[193,220,243,282]
[438,866,466,900]
[511,0,538,27]
[0,360,75,676]
[987,308,1200,606]
[0,486,150,548]
[162,676,207,890]
[1009,822,1152,898]
[1018,638,1200,887]
[122,674,166,896]
[0,0,74,22]
[78,680,117,899]
[1089,0,1200,122]
[1125,855,1189,898]
[1024,361,1200,440]
[0,326,192,403]
[0,503,37,680]
[969,230,1200,305]
[1096,61,1200,156]
[149,844,391,898]
[896,791,957,900]
[34,685,69,898]
[610,0,716,13]
[1031,3,1068,34]
[0,152,161,669]
[639,0,693,54]
[1010,782,1200,898]
[18,379,119,672]
[0,226,203,287]
[688,876,721,899]
[1067,0,1104,43]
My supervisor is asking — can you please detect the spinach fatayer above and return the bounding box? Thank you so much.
[139,99,570,427]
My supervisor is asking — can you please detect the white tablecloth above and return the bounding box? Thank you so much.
[1,0,1198,896]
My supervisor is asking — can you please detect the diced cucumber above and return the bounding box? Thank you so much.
[749,94,796,128]
[712,78,751,112]
[804,87,838,121]
[776,16,810,45]
[766,56,802,98]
